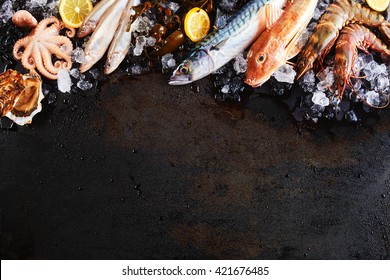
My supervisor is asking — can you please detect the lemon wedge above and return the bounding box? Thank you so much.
[184,8,210,42]
[59,0,93,28]
[366,0,389,12]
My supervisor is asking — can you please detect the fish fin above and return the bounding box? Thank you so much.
[211,38,228,51]
[286,61,296,67]
[264,3,284,30]
[286,42,302,60]
[285,18,311,60]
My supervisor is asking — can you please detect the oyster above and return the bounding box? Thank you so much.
[0,69,44,125]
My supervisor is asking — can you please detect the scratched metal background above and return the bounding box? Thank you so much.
[0,72,389,259]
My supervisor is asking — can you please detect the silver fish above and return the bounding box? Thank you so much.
[80,0,129,73]
[77,0,118,38]
[104,0,140,75]
[169,0,286,85]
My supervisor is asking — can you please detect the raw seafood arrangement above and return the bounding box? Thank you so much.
[1,0,390,126]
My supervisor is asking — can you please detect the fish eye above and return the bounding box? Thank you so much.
[180,66,189,75]
[258,55,265,62]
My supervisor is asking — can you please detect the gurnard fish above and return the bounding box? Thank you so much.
[245,0,317,87]
[169,0,286,85]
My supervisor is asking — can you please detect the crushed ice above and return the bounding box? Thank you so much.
[57,69,72,93]
[161,53,176,73]
[273,64,296,84]
[72,47,86,64]
[233,53,247,74]
[0,0,14,24]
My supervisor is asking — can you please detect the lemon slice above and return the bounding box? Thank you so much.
[59,0,93,28]
[366,0,389,12]
[184,8,210,42]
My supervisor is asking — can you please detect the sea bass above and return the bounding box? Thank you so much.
[169,0,286,85]
[245,0,317,87]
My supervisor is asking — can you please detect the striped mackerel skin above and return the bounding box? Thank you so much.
[195,0,270,51]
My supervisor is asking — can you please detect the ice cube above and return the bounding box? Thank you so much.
[366,90,380,106]
[316,66,333,91]
[272,64,296,84]
[135,16,153,33]
[72,47,86,64]
[167,58,176,68]
[77,80,93,91]
[218,0,239,13]
[312,90,330,106]
[45,0,60,17]
[311,104,325,114]
[372,73,389,92]
[127,65,143,75]
[0,1,14,24]
[354,53,373,72]
[161,53,174,71]
[146,36,156,47]
[133,47,143,56]
[345,110,358,122]
[363,61,386,81]
[166,1,180,13]
[233,53,247,74]
[57,69,72,93]
[89,68,100,80]
[230,76,243,94]
[300,69,316,92]
[70,68,80,79]
[29,0,48,7]
[221,85,230,94]
[215,8,230,28]
[134,36,146,56]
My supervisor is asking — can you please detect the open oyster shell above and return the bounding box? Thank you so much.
[0,69,44,126]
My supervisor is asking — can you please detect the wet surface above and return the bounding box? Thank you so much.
[1,72,389,259]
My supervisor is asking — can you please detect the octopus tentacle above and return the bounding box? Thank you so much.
[32,17,59,35]
[20,42,37,70]
[34,46,58,80]
[35,17,62,38]
[56,20,76,38]
[43,41,72,63]
[13,37,32,59]
[64,26,76,38]
[42,41,72,70]
[38,42,62,75]
[46,36,73,54]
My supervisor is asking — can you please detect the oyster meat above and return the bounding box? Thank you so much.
[0,69,44,125]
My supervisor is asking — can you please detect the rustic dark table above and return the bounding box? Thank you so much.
[0,72,389,259]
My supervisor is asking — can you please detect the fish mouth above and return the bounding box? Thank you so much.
[169,74,192,85]
[245,76,269,88]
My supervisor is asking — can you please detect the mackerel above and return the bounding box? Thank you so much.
[169,0,286,85]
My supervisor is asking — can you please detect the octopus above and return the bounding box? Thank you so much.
[0,69,44,125]
[12,16,75,80]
